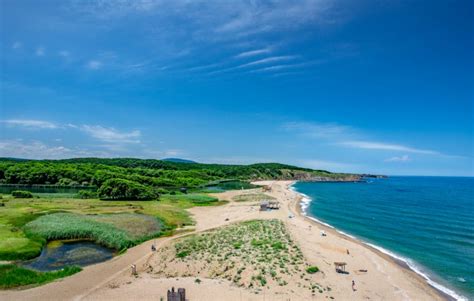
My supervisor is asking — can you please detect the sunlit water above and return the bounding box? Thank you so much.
[293,177,473,300]
[23,240,114,271]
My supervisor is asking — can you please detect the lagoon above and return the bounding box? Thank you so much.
[23,240,114,272]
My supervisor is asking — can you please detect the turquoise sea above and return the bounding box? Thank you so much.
[293,177,473,300]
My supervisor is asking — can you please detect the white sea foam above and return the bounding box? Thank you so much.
[289,182,468,301]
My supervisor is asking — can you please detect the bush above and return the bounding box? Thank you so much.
[306,266,319,274]
[0,264,81,289]
[98,178,158,200]
[77,190,97,199]
[11,190,33,198]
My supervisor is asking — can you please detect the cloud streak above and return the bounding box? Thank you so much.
[1,119,59,129]
[0,140,109,159]
[207,55,298,75]
[282,121,354,138]
[340,141,440,155]
[385,155,410,162]
[80,125,141,143]
[235,48,272,58]
[283,121,463,159]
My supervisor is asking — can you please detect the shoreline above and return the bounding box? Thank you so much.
[289,181,465,301]
[1,180,466,301]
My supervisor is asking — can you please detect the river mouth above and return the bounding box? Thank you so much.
[22,240,115,272]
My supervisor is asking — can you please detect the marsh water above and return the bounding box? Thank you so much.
[23,240,115,271]
[204,180,258,192]
[0,185,96,194]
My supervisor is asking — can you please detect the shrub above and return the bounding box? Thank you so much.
[0,264,81,289]
[306,266,319,274]
[77,190,97,199]
[98,178,158,200]
[11,190,33,198]
[176,251,189,258]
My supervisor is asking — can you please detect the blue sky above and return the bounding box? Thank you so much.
[0,0,473,176]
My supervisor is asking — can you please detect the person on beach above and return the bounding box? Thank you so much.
[131,264,137,276]
[352,280,356,291]
[151,244,156,252]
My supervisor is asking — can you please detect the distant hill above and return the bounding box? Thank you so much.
[0,157,363,192]
[162,158,197,164]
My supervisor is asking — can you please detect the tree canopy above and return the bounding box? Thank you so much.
[0,158,350,193]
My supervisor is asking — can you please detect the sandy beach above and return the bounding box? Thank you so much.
[0,181,446,301]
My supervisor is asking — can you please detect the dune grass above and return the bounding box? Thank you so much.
[0,264,81,289]
[232,193,275,202]
[163,194,220,206]
[154,219,325,293]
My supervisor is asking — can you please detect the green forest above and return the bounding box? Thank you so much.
[0,158,353,199]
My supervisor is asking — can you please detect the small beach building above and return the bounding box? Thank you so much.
[167,287,186,301]
[334,262,347,273]
[260,200,280,211]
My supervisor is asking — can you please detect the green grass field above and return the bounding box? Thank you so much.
[0,193,225,261]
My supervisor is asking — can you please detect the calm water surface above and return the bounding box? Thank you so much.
[23,240,114,271]
[293,177,473,300]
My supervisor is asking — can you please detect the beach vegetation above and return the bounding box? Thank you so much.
[11,191,33,198]
[232,193,275,202]
[0,264,81,289]
[97,178,158,200]
[77,190,97,199]
[0,158,352,193]
[153,220,326,292]
[23,213,164,250]
[0,192,223,260]
[306,266,319,274]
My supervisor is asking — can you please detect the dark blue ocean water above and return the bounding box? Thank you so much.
[293,177,474,300]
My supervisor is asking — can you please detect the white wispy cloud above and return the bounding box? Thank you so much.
[71,1,339,37]
[235,48,272,58]
[86,60,102,70]
[208,55,297,75]
[282,121,354,138]
[283,121,462,159]
[0,140,110,159]
[213,0,337,36]
[250,60,323,73]
[35,47,45,56]
[237,56,297,68]
[385,155,410,162]
[0,140,71,159]
[1,119,59,129]
[340,141,440,155]
[80,125,141,143]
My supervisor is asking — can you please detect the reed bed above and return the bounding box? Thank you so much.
[24,213,163,250]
